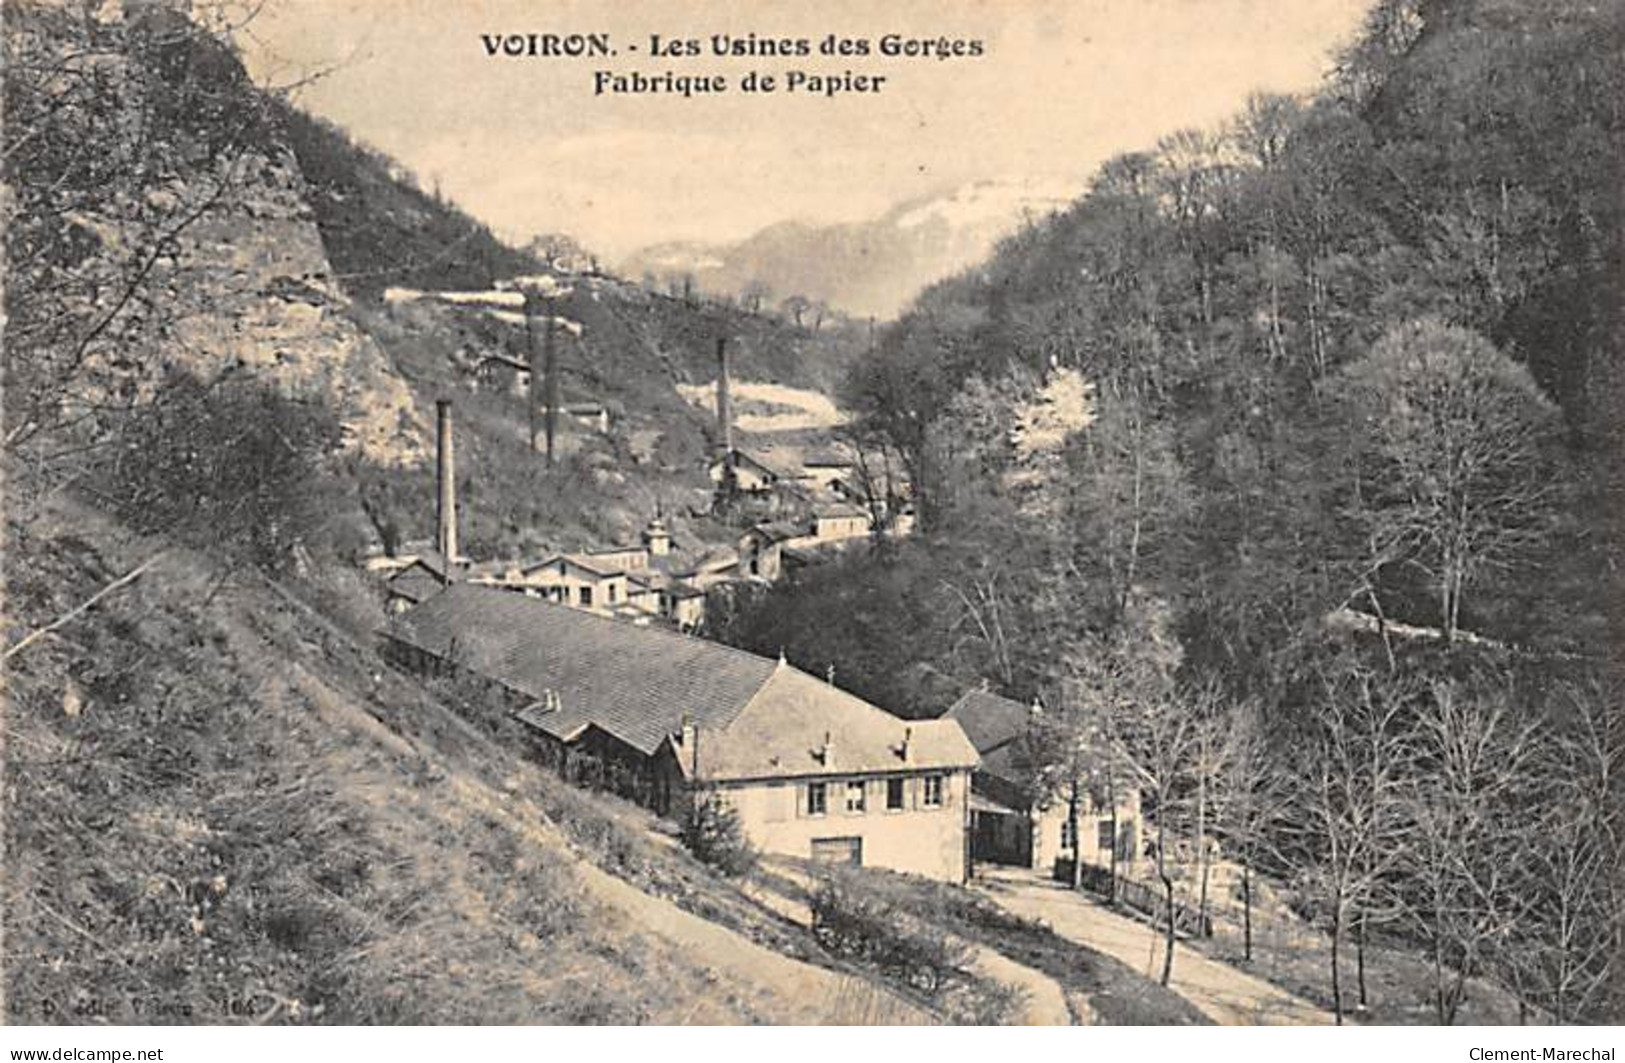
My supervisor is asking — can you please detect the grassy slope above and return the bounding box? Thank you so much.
[0,499,912,1024]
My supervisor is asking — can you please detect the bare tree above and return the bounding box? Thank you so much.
[1402,677,1539,1024]
[1286,658,1417,1024]
[1215,700,1290,962]
[1328,319,1560,643]
[1070,643,1199,986]
[1512,678,1619,1023]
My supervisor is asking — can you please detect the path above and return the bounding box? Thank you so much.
[974,868,1337,1026]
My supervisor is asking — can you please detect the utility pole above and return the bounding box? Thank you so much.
[524,290,539,453]
[543,312,559,467]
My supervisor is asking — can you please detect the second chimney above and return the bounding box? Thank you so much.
[716,337,733,460]
[436,398,458,569]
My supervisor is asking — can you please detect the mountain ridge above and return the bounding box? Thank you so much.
[620,175,1085,320]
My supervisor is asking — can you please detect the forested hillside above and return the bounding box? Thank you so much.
[712,0,1622,1024]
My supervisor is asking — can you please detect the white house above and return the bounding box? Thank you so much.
[942,688,1141,874]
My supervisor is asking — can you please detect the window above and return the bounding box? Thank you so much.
[806,781,827,817]
[922,775,944,808]
[1098,818,1116,854]
[578,586,593,607]
[1060,817,1076,851]
[886,777,906,811]
[607,584,619,604]
[845,780,867,813]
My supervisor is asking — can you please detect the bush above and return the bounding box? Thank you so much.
[679,791,757,877]
[809,874,968,995]
[93,374,342,571]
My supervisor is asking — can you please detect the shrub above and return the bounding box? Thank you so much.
[679,791,757,877]
[93,374,342,571]
[809,873,968,995]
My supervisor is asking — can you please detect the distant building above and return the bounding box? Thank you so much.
[385,552,452,612]
[383,585,979,880]
[510,554,631,613]
[709,448,792,495]
[466,516,708,626]
[737,521,800,581]
[580,544,651,573]
[795,448,856,492]
[941,688,1141,874]
[659,580,707,629]
[806,502,872,544]
[563,401,610,435]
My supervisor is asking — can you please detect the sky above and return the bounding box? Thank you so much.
[239,0,1374,261]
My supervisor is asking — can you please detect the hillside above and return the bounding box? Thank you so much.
[268,90,873,557]
[4,496,937,1024]
[622,176,1084,321]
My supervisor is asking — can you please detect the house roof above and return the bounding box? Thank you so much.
[671,667,979,783]
[387,565,447,604]
[691,547,739,573]
[801,448,854,469]
[663,580,706,600]
[392,549,450,579]
[521,553,625,580]
[942,688,1036,755]
[813,502,870,520]
[463,559,519,580]
[716,448,796,481]
[385,584,775,754]
[746,521,802,545]
[970,791,1022,816]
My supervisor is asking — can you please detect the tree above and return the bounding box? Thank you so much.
[1064,624,1197,987]
[1025,684,1117,895]
[681,789,757,877]
[1058,372,1192,629]
[1328,319,1560,643]
[1402,676,1539,1024]
[1286,657,1417,1024]
[1214,701,1289,963]
[1512,677,1619,1024]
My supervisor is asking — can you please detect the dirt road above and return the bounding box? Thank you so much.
[975,868,1336,1026]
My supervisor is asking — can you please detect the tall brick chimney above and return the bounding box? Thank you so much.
[716,336,733,461]
[436,398,457,567]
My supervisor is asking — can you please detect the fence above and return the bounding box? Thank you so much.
[1052,858,1213,938]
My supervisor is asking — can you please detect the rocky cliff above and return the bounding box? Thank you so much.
[5,2,424,467]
